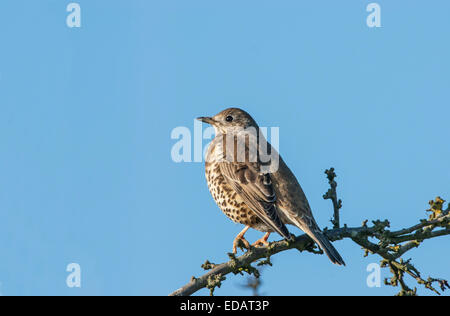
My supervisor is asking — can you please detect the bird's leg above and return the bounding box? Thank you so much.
[232,226,251,254]
[252,232,271,247]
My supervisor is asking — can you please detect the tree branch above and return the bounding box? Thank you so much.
[323,168,342,229]
[169,170,450,296]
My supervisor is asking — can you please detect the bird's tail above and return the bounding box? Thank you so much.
[309,230,345,266]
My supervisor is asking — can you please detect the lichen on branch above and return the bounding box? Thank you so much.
[169,169,450,296]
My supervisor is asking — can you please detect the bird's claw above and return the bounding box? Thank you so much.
[252,238,270,248]
[232,236,251,254]
[252,232,271,248]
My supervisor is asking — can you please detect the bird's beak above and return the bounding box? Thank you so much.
[196,116,216,125]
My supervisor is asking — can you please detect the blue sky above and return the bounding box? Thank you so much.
[0,1,449,296]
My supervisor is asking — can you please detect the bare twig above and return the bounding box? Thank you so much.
[323,168,342,229]
[170,213,450,296]
[241,273,262,296]
[169,170,450,296]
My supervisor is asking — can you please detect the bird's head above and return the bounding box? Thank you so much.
[197,108,258,134]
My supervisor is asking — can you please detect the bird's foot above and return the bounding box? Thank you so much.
[232,236,251,254]
[252,239,269,248]
[252,233,271,248]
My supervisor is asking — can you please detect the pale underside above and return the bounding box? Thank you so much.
[204,133,320,235]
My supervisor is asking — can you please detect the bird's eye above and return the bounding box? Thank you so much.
[225,115,233,122]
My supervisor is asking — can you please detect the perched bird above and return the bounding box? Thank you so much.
[197,108,345,265]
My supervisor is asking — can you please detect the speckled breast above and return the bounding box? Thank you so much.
[205,161,271,231]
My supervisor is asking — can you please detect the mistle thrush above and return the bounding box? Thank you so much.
[197,108,345,265]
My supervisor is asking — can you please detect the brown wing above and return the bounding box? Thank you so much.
[219,161,291,239]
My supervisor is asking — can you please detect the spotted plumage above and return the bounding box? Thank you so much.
[205,159,267,231]
[197,108,345,265]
